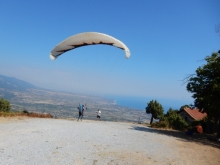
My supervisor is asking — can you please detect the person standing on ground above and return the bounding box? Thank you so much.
[77,103,83,121]
[82,104,87,118]
[95,109,101,121]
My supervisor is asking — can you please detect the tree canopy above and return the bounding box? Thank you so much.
[186,52,220,118]
[186,52,220,137]
[0,98,11,112]
[145,100,164,125]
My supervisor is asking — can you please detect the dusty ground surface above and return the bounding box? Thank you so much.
[0,117,220,165]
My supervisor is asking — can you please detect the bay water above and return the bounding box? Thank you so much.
[105,95,193,113]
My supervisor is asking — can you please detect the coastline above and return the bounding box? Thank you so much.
[104,95,193,113]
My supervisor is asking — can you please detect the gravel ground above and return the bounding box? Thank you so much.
[0,117,220,165]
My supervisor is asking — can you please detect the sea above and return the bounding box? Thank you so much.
[105,95,193,113]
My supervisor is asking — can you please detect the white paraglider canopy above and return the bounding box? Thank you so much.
[49,32,130,60]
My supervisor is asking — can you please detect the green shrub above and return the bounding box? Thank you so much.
[151,120,168,128]
[172,116,188,130]
[22,110,29,114]
[0,98,11,112]
[158,121,169,128]
[160,108,188,131]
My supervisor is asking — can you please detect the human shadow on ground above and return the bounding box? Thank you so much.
[131,125,220,149]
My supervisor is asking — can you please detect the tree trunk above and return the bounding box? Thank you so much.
[150,115,153,125]
[217,118,220,138]
[205,117,211,134]
[213,117,219,135]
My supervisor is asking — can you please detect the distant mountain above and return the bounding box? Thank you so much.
[0,74,40,100]
[0,74,37,91]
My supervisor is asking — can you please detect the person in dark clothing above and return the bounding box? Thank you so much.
[77,103,83,121]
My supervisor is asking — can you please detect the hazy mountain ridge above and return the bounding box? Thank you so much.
[0,75,37,91]
[0,74,150,122]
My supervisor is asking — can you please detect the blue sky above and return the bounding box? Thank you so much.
[0,0,219,107]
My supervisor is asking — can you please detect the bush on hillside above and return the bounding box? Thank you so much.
[0,98,11,112]
[156,108,188,131]
[151,120,169,128]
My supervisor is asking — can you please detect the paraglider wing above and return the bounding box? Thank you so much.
[49,32,130,60]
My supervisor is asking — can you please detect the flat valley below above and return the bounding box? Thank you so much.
[1,88,150,123]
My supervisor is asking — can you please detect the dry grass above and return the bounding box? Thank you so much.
[0,111,53,118]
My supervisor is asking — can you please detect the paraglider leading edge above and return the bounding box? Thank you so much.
[49,32,130,60]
